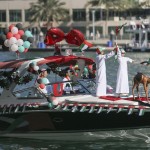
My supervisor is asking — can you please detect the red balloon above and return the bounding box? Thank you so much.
[39,83,45,89]
[13,33,21,40]
[9,24,15,31]
[88,65,93,70]
[18,30,24,36]
[6,32,13,39]
[44,27,65,46]
[24,48,28,53]
[65,29,85,46]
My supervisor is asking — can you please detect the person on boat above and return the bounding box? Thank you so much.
[62,70,73,94]
[115,46,133,97]
[36,68,53,95]
[96,46,115,97]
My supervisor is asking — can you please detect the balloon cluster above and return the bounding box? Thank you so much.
[37,77,49,89]
[44,27,92,48]
[0,23,34,53]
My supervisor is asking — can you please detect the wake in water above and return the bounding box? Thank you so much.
[86,128,150,143]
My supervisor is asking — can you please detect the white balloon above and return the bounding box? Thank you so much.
[10,44,18,52]
[17,39,24,46]
[9,37,17,45]
[4,39,10,47]
[11,26,18,34]
[33,65,39,71]
[52,99,59,105]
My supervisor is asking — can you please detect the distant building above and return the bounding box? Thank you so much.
[0,0,149,41]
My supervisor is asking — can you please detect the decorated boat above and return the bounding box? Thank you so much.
[0,24,150,141]
[0,53,150,141]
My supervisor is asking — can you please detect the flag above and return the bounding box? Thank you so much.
[116,23,127,35]
[79,40,93,51]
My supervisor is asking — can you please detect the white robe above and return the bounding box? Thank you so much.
[116,49,133,94]
[96,51,114,96]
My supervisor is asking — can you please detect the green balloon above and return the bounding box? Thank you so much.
[23,41,30,48]
[41,78,49,84]
[84,67,89,74]
[25,30,32,37]
[48,102,53,108]
[18,46,25,53]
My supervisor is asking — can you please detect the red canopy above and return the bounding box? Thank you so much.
[0,55,95,69]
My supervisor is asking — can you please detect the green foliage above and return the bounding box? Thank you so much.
[86,0,139,10]
[28,0,69,26]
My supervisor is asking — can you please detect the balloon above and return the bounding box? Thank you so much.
[32,61,37,66]
[13,33,21,40]
[84,67,89,74]
[6,32,13,39]
[44,27,65,45]
[65,29,85,46]
[17,39,23,46]
[27,37,34,43]
[25,30,32,37]
[41,78,49,84]
[16,23,23,30]
[24,48,28,53]
[37,78,42,84]
[33,66,39,71]
[39,83,45,89]
[21,35,27,41]
[23,41,30,48]
[9,37,17,45]
[0,34,6,42]
[4,39,10,47]
[52,99,59,105]
[3,28,9,35]
[88,65,93,70]
[18,46,25,53]
[11,26,18,34]
[29,62,36,68]
[10,44,18,52]
[9,24,14,31]
[18,30,24,36]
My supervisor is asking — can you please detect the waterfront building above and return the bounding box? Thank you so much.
[0,0,149,46]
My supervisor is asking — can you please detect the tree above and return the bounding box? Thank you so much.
[28,0,69,30]
[139,0,150,8]
[86,0,139,20]
[86,0,139,37]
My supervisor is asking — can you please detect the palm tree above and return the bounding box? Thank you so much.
[28,0,69,30]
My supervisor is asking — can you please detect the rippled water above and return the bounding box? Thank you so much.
[1,51,150,149]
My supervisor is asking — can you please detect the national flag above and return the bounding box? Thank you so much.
[79,40,93,51]
[116,23,127,35]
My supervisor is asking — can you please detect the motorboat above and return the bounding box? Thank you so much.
[0,53,150,141]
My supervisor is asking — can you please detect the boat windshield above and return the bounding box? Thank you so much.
[42,79,96,97]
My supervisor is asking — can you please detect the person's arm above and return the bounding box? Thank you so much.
[127,57,133,63]
[104,50,115,59]
[117,47,122,60]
